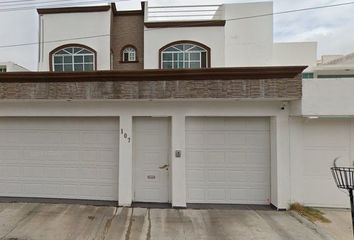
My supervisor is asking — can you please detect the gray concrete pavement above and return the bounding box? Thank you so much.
[315,208,353,240]
[0,203,329,240]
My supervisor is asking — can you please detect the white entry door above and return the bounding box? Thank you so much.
[133,117,170,203]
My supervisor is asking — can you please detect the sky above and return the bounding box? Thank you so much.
[0,0,354,70]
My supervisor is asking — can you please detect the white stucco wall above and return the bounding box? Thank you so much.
[223,2,273,67]
[38,10,111,71]
[272,42,317,69]
[144,2,316,69]
[288,79,354,208]
[289,117,350,208]
[291,78,354,116]
[0,62,29,72]
[144,26,225,69]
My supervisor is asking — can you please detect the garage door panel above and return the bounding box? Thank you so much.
[0,117,119,201]
[187,188,204,201]
[0,181,117,200]
[225,133,247,145]
[82,132,117,146]
[207,169,227,182]
[186,151,204,165]
[187,169,204,182]
[228,170,268,183]
[186,117,270,204]
[224,118,247,130]
[229,188,269,203]
[204,133,226,147]
[206,189,226,201]
[205,152,226,165]
[186,133,204,147]
[203,118,228,130]
[246,133,270,146]
[0,118,117,130]
[243,118,270,131]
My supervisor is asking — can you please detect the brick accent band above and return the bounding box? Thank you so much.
[0,77,301,100]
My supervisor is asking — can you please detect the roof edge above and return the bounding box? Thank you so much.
[111,2,144,16]
[37,5,110,14]
[145,20,226,28]
[0,67,306,82]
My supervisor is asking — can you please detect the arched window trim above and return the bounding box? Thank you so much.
[120,44,138,63]
[49,44,97,72]
[159,40,211,69]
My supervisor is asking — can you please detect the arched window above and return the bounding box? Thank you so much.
[51,44,96,72]
[121,46,137,62]
[160,41,210,69]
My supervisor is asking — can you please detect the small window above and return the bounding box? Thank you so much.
[51,45,95,72]
[0,66,6,72]
[160,41,210,69]
[302,72,314,79]
[122,46,137,62]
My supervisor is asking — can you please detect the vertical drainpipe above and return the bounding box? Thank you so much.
[143,1,148,22]
[37,14,41,70]
[38,15,45,71]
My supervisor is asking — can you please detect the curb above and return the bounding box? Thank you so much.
[289,211,336,240]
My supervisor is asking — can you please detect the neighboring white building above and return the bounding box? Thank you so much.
[304,52,354,79]
[0,62,29,72]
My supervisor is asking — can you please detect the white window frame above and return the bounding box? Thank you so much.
[52,46,95,72]
[161,43,208,69]
[0,66,6,73]
[122,47,137,62]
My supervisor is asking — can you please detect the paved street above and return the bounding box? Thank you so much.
[316,208,352,240]
[0,203,329,240]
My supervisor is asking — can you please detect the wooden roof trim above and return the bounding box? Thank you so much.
[145,20,226,28]
[0,66,306,83]
[37,5,110,14]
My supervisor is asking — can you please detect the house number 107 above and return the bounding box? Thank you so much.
[121,129,131,143]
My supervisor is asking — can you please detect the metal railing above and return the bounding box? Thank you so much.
[146,4,224,22]
[331,158,354,237]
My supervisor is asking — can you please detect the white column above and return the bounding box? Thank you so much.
[270,110,291,210]
[171,115,187,207]
[118,115,133,206]
[289,117,305,204]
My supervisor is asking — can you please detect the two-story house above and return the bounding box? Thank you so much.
[0,1,347,210]
[37,2,316,71]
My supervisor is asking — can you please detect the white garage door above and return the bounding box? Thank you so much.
[302,119,351,207]
[186,117,270,204]
[0,117,119,201]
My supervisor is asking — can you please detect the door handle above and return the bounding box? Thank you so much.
[159,164,169,170]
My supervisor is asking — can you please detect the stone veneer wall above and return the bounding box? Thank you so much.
[0,77,301,100]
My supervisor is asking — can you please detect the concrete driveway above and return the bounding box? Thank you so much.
[315,208,352,240]
[0,203,328,240]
